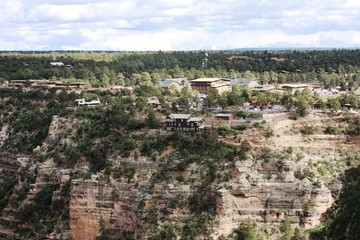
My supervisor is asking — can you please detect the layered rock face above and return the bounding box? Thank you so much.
[69,160,335,240]
[216,184,333,236]
[0,153,22,236]
[0,153,21,177]
[70,180,141,240]
[1,110,357,239]
[215,156,335,237]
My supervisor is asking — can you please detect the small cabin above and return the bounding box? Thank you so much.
[147,96,161,109]
[215,113,235,121]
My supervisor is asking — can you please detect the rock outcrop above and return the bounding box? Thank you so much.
[70,180,141,240]
[215,156,334,236]
[0,103,358,239]
[216,184,333,236]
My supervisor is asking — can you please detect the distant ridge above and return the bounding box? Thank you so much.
[1,47,360,53]
[226,47,360,51]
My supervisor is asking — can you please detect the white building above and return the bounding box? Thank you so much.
[75,98,101,107]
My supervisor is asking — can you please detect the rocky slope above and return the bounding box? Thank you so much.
[67,112,359,239]
[0,90,359,239]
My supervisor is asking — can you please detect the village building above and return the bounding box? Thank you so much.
[75,98,101,107]
[343,103,354,111]
[147,96,161,109]
[160,78,190,92]
[281,84,310,93]
[165,114,210,132]
[214,113,235,121]
[251,85,275,92]
[50,62,65,66]
[229,78,259,89]
[190,78,231,94]
[270,57,289,62]
[9,80,88,90]
[160,79,181,91]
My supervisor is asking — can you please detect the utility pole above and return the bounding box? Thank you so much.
[202,52,208,72]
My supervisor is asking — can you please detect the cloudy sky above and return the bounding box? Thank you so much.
[1,0,359,50]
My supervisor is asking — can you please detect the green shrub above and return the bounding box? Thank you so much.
[236,110,247,119]
[234,220,263,240]
[112,166,135,183]
[324,126,338,135]
[151,224,177,240]
[300,125,316,135]
[18,184,59,224]
[346,118,360,135]
[295,153,304,162]
[232,123,249,131]
[0,175,17,210]
[181,216,213,239]
[218,126,235,136]
[285,146,293,154]
[248,112,263,119]
[240,140,252,153]
[64,146,81,167]
[264,127,274,138]
[258,147,273,162]
[88,148,107,173]
[188,191,216,215]
[294,170,305,180]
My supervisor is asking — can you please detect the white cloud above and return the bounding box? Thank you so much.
[47,29,72,35]
[0,0,359,50]
[155,0,193,8]
[345,0,360,7]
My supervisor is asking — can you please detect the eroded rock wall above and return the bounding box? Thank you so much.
[70,180,141,240]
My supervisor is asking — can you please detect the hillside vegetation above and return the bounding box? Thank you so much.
[0,50,359,239]
[1,50,360,89]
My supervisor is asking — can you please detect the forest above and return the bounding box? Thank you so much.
[0,49,360,89]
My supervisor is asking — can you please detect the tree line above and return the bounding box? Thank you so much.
[0,49,360,88]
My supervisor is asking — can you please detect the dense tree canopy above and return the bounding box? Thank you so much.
[1,50,360,88]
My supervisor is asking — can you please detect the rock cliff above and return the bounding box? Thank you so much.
[70,180,140,240]
[0,93,359,240]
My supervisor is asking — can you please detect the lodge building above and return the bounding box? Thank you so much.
[165,114,211,132]
[190,78,231,94]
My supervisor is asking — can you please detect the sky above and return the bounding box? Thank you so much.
[1,0,360,51]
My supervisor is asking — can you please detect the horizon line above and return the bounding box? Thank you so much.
[0,47,360,52]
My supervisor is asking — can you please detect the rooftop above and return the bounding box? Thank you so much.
[188,117,203,122]
[160,78,188,88]
[167,114,192,119]
[251,85,275,91]
[191,78,230,83]
[50,62,64,66]
[160,79,178,88]
[281,84,309,88]
[215,113,234,117]
[229,78,257,86]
